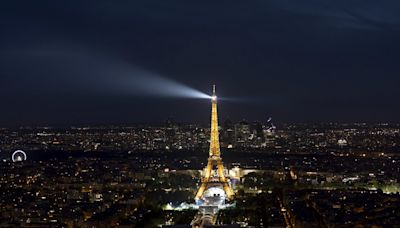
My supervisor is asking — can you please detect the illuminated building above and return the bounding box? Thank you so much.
[195,85,234,201]
[12,150,27,162]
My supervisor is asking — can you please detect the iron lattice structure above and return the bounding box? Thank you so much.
[195,85,234,201]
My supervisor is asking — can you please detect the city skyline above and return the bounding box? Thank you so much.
[1,114,399,227]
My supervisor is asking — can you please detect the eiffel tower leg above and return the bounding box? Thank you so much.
[217,160,234,199]
[204,159,213,179]
[195,159,214,200]
[217,160,227,182]
[223,182,234,199]
[195,182,206,201]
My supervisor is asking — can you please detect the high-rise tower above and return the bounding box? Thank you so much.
[195,85,234,201]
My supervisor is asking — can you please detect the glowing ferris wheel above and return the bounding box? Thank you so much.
[12,150,27,162]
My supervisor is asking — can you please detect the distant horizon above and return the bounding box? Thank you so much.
[1,120,399,129]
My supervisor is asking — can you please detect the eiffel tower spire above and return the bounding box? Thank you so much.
[195,85,234,201]
[209,84,220,157]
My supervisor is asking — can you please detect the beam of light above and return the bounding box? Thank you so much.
[3,46,211,100]
[110,67,211,99]
[218,96,266,103]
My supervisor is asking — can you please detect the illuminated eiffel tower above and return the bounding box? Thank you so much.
[195,85,234,201]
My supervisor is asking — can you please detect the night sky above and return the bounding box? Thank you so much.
[1,0,400,126]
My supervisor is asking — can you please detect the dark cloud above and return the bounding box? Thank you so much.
[0,0,400,125]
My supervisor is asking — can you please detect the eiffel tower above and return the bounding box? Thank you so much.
[195,85,234,201]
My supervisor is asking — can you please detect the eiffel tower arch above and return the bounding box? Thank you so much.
[195,85,234,202]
